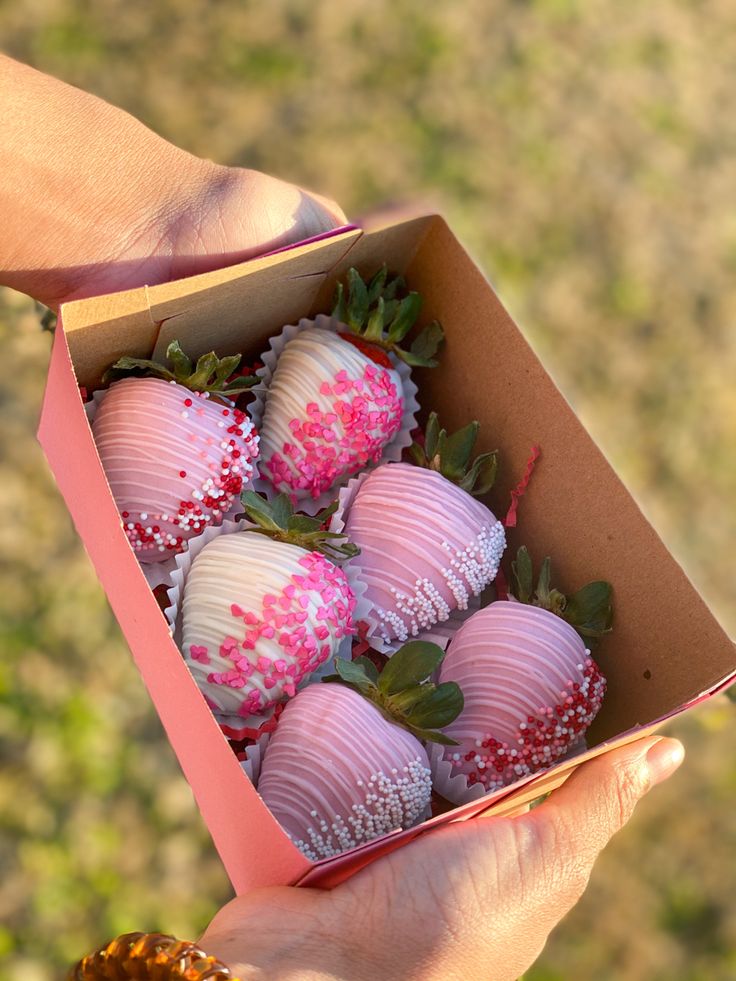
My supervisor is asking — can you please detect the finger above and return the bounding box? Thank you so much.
[520,735,684,903]
[298,186,348,226]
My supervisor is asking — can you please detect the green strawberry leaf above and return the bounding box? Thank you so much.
[332,281,349,324]
[223,375,259,392]
[461,451,499,496]
[387,292,423,344]
[424,411,441,462]
[409,320,444,363]
[271,493,293,530]
[346,268,369,330]
[537,557,552,607]
[404,726,459,747]
[437,421,480,480]
[333,656,378,692]
[352,656,380,686]
[241,490,282,531]
[213,353,243,386]
[378,641,445,695]
[364,295,386,343]
[166,340,193,377]
[512,546,534,603]
[366,265,388,304]
[404,682,464,729]
[564,581,613,637]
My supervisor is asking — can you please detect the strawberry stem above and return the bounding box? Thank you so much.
[509,546,614,645]
[104,340,258,396]
[410,411,499,496]
[323,641,464,745]
[239,491,359,562]
[331,266,444,368]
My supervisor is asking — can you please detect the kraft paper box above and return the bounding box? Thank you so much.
[37,215,736,892]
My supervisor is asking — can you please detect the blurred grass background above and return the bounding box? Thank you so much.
[1,1,735,978]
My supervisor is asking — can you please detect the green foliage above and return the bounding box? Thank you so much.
[324,641,463,745]
[331,266,444,367]
[239,491,359,561]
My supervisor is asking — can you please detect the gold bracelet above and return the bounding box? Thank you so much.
[68,932,242,980]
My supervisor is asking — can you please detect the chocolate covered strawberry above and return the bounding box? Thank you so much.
[336,413,506,647]
[258,641,463,860]
[92,341,259,562]
[181,492,358,717]
[437,548,611,795]
[257,266,443,502]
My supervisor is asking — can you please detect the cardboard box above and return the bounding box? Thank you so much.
[37,215,736,892]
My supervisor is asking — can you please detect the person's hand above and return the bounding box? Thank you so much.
[1,54,346,308]
[199,735,684,981]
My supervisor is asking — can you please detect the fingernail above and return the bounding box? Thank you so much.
[646,737,685,786]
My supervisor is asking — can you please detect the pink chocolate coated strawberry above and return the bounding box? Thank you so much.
[258,641,463,859]
[181,493,358,716]
[338,414,505,646]
[258,267,443,502]
[92,342,259,562]
[438,549,611,794]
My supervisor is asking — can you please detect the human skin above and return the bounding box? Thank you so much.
[0,54,345,308]
[199,736,683,981]
[1,54,686,981]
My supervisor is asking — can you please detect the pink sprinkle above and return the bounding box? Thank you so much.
[189,645,210,664]
[257,656,271,673]
[230,604,244,618]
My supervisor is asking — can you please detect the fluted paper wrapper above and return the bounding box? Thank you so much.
[239,730,271,786]
[429,735,590,807]
[248,314,419,515]
[85,388,255,589]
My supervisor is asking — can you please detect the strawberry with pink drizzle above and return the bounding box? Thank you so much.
[336,414,506,647]
[258,267,443,502]
[258,641,463,860]
[437,548,611,795]
[92,342,259,562]
[181,492,358,717]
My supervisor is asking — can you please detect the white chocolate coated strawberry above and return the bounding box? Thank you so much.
[258,684,431,860]
[341,463,506,645]
[438,601,606,793]
[181,534,356,716]
[92,378,259,562]
[259,329,403,501]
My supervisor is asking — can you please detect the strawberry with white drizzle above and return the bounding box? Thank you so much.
[437,547,611,795]
[336,413,506,647]
[258,266,443,502]
[181,492,358,717]
[258,641,464,860]
[91,341,259,562]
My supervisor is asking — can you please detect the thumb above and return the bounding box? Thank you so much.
[519,735,684,912]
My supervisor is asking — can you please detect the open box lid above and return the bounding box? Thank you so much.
[38,214,736,891]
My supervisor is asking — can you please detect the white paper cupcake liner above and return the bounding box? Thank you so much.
[429,735,590,807]
[248,314,420,515]
[163,517,247,632]
[85,386,258,589]
[330,469,483,655]
[239,730,271,786]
